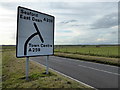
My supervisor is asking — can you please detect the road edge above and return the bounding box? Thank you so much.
[54,53,119,67]
[30,59,97,90]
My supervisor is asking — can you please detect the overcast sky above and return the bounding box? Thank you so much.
[0,0,119,45]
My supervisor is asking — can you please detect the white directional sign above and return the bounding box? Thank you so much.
[16,6,54,57]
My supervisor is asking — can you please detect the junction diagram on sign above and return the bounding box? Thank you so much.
[17,6,54,57]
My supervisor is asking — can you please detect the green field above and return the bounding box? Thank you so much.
[54,45,119,66]
[2,45,90,89]
[55,45,119,58]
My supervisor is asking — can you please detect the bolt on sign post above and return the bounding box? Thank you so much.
[16,6,54,80]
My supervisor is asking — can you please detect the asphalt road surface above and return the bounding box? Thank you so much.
[31,56,119,89]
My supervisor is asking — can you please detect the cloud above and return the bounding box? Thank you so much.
[55,27,118,45]
[0,0,41,3]
[59,20,77,24]
[91,12,118,29]
[96,38,108,42]
[111,31,117,34]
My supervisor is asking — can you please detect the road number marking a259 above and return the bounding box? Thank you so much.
[28,48,40,52]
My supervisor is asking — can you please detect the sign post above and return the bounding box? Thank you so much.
[26,57,29,80]
[46,56,49,74]
[16,6,54,80]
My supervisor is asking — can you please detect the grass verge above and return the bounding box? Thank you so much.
[54,52,119,67]
[2,47,92,89]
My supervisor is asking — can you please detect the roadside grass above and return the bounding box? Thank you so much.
[54,52,119,67]
[2,46,91,89]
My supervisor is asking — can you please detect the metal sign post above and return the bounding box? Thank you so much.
[46,56,49,74]
[26,57,29,81]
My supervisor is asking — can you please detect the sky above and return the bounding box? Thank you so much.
[0,0,119,45]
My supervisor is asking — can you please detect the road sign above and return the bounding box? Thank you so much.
[16,6,54,57]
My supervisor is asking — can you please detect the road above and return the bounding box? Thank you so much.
[31,56,119,89]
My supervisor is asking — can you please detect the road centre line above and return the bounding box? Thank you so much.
[78,64,119,76]
[63,57,119,68]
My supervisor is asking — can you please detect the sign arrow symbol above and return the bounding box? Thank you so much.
[24,22,44,55]
[33,22,44,43]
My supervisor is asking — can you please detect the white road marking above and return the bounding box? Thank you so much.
[78,64,120,76]
[61,56,119,68]
[30,60,97,89]
[50,68,97,89]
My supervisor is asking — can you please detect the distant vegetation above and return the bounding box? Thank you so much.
[54,45,119,58]
[54,45,119,66]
